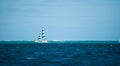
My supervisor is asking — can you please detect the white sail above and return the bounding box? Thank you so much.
[38,33,41,39]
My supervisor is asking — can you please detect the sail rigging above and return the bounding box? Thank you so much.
[35,27,48,43]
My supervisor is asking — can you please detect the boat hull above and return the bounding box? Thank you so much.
[34,40,48,43]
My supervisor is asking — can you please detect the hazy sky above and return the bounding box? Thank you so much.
[0,0,120,40]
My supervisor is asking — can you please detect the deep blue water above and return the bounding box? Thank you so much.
[0,41,120,66]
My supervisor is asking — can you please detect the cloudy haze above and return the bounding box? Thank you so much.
[0,0,120,40]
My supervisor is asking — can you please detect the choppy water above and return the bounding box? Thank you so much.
[0,41,120,66]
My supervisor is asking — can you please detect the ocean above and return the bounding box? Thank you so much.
[0,41,120,66]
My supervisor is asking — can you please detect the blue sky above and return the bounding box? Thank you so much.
[0,0,120,40]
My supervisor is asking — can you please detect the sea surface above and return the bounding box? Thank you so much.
[0,41,120,66]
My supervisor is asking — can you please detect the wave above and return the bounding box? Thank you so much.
[0,40,119,44]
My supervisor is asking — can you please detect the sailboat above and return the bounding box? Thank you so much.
[34,27,48,43]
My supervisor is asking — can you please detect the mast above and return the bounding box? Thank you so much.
[41,27,47,40]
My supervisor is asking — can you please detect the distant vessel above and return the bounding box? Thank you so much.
[34,27,48,43]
